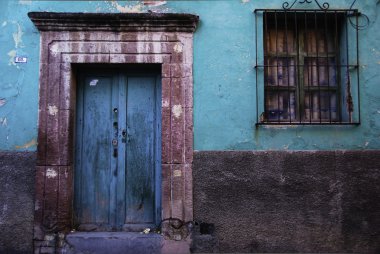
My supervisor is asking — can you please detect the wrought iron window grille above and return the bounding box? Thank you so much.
[254,1,364,125]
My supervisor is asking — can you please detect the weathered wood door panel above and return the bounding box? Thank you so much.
[75,67,161,231]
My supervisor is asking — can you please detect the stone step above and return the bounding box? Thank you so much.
[61,232,163,254]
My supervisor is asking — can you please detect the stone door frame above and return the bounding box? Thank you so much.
[28,12,198,247]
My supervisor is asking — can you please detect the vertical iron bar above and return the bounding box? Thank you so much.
[345,11,351,122]
[256,11,259,123]
[264,12,271,120]
[275,11,280,123]
[285,11,291,123]
[356,11,361,124]
[324,11,332,123]
[305,12,311,124]
[335,11,342,123]
[315,11,322,123]
[295,11,301,123]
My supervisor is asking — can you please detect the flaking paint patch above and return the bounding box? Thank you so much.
[15,139,37,149]
[143,0,166,6]
[173,169,182,177]
[48,105,58,116]
[46,168,58,179]
[13,23,23,48]
[110,0,143,13]
[19,0,32,5]
[173,42,183,53]
[50,43,60,57]
[7,50,16,66]
[172,104,183,118]
[2,21,7,27]
[0,118,7,126]
[162,99,170,107]
[0,98,6,107]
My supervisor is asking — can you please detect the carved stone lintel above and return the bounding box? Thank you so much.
[28,12,199,33]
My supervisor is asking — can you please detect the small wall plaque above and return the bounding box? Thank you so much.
[14,56,27,63]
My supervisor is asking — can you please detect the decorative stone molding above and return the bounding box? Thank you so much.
[28,12,199,32]
[29,12,198,253]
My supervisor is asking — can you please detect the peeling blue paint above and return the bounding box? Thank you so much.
[0,0,379,151]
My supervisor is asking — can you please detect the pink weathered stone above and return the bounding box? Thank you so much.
[58,110,73,166]
[171,111,185,164]
[162,63,171,77]
[57,166,72,229]
[161,78,171,109]
[171,164,185,219]
[59,63,73,110]
[171,78,184,106]
[170,64,192,78]
[37,64,49,166]
[184,107,193,164]
[161,108,172,164]
[184,77,193,108]
[43,166,59,230]
[161,164,172,219]
[46,115,60,166]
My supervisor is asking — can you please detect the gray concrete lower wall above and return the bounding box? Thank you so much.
[1,150,380,253]
[0,152,36,254]
[193,150,380,253]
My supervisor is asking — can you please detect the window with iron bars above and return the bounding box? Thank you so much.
[255,10,360,125]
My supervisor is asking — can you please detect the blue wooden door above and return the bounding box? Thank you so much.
[74,67,161,231]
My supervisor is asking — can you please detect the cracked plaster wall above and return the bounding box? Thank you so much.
[0,0,380,151]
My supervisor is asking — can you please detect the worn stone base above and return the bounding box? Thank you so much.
[0,151,36,254]
[193,150,380,253]
[58,232,190,254]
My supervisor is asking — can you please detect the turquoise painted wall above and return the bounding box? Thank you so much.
[0,0,379,151]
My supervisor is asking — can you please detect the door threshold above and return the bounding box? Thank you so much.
[63,232,164,254]
[67,231,163,238]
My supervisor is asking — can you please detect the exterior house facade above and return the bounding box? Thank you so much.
[0,0,379,253]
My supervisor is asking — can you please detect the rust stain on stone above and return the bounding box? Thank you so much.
[15,138,37,149]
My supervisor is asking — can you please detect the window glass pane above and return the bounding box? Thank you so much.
[304,57,337,87]
[305,30,334,54]
[304,92,337,121]
[265,57,296,86]
[266,91,296,121]
[265,29,295,53]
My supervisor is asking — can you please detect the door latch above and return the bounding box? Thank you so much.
[112,139,118,158]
